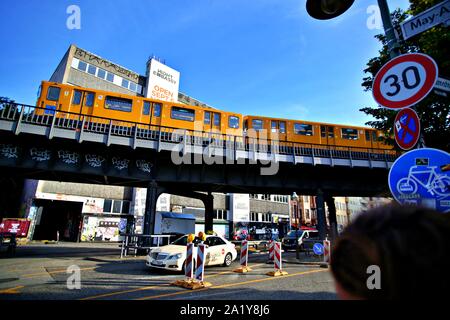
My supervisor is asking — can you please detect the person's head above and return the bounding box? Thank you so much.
[330,204,450,299]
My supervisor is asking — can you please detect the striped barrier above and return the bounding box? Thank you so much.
[195,244,206,281]
[185,243,194,279]
[268,240,274,262]
[233,240,252,273]
[266,242,288,277]
[323,239,331,264]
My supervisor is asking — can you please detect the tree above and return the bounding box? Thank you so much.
[360,0,450,152]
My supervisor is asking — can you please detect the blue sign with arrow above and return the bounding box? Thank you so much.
[313,243,324,255]
[388,148,450,212]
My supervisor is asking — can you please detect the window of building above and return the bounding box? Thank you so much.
[106,72,115,82]
[250,212,259,222]
[72,90,82,105]
[77,61,87,72]
[213,113,221,126]
[112,200,122,213]
[129,82,137,92]
[204,112,211,125]
[87,64,97,75]
[228,116,239,129]
[294,123,313,136]
[84,92,95,107]
[137,84,143,94]
[121,201,130,214]
[304,196,309,203]
[97,68,106,79]
[103,199,112,213]
[306,209,310,219]
[341,128,359,140]
[252,119,263,131]
[46,86,61,101]
[153,103,161,117]
[171,107,195,122]
[214,209,227,220]
[261,213,271,222]
[143,101,151,115]
[121,78,129,89]
[105,96,132,112]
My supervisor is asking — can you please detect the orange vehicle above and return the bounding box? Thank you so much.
[243,115,391,150]
[36,81,243,137]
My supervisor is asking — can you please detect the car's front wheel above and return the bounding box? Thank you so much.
[222,253,232,267]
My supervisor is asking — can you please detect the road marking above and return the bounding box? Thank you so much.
[0,286,24,294]
[21,266,96,279]
[78,263,266,300]
[136,268,328,300]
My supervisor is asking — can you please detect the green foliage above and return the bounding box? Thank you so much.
[360,0,450,152]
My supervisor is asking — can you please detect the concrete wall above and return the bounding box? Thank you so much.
[37,181,133,200]
[49,48,70,83]
[250,199,289,214]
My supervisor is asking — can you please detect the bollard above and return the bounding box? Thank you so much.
[185,243,194,279]
[323,239,331,264]
[266,242,288,277]
[234,240,252,273]
[266,240,274,264]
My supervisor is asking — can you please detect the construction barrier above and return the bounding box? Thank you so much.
[233,240,252,273]
[268,240,274,261]
[171,233,211,290]
[323,239,331,264]
[266,242,288,277]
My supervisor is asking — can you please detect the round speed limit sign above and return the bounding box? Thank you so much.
[373,53,438,110]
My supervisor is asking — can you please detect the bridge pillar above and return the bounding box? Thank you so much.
[325,194,338,241]
[204,192,214,234]
[143,180,159,243]
[315,189,327,240]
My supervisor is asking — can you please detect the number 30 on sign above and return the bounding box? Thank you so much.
[373,53,438,110]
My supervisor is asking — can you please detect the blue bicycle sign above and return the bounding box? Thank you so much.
[389,148,450,212]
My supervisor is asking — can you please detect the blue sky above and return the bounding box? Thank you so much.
[0,0,410,127]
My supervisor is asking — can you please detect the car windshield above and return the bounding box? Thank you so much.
[287,230,303,238]
[171,235,203,246]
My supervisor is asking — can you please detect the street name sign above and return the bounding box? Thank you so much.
[394,108,420,150]
[435,76,450,92]
[388,148,450,213]
[400,0,450,40]
[373,53,438,110]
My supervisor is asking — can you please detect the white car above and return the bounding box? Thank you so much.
[146,234,238,272]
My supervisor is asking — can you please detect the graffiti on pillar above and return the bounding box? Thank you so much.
[136,159,152,173]
[58,150,80,164]
[0,144,19,158]
[30,148,51,162]
[112,157,129,170]
[85,154,105,167]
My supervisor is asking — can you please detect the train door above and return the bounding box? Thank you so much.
[204,111,212,132]
[70,89,83,115]
[151,102,162,127]
[212,112,221,133]
[321,125,336,145]
[270,120,287,141]
[80,91,95,116]
[365,130,374,149]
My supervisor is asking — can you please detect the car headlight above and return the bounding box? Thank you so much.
[168,253,182,260]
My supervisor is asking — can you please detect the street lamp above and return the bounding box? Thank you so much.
[306,0,355,20]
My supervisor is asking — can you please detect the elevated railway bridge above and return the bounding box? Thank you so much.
[0,101,400,239]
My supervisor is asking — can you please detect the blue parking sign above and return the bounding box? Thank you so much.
[388,148,450,212]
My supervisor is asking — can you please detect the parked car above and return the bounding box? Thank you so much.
[281,229,320,252]
[146,234,238,272]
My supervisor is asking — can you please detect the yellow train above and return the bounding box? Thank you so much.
[36,81,392,150]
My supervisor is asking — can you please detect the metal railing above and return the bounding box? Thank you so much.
[0,101,400,164]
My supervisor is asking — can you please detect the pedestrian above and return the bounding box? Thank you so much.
[330,204,450,299]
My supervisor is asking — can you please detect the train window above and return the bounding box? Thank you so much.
[271,121,278,132]
[105,96,132,112]
[252,119,263,131]
[87,64,97,75]
[321,126,327,138]
[85,92,95,107]
[143,101,151,115]
[279,122,286,134]
[228,116,240,129]
[153,103,161,117]
[171,107,195,122]
[129,82,137,92]
[46,86,61,101]
[328,126,335,138]
[77,61,87,72]
[372,131,377,142]
[341,128,358,140]
[121,79,129,89]
[204,112,211,125]
[213,113,221,126]
[365,131,371,141]
[294,123,313,136]
[97,68,106,79]
[72,90,82,105]
[106,72,114,82]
